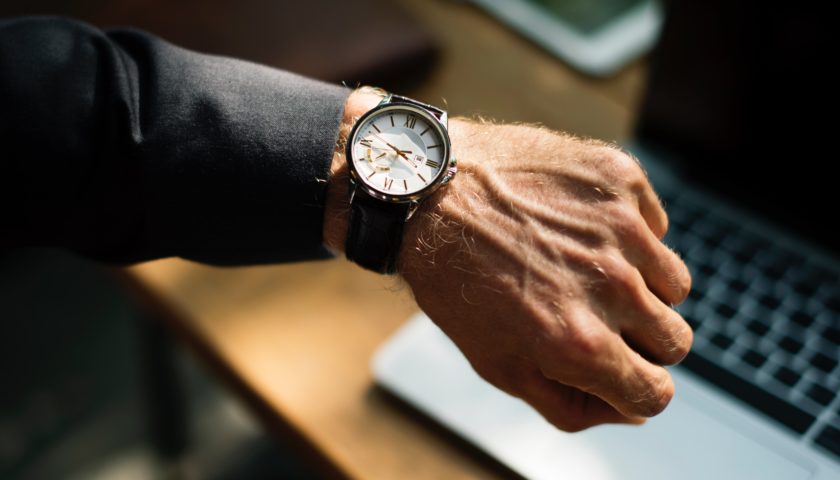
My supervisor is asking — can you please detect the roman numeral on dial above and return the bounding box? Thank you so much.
[404,114,417,129]
[425,159,440,169]
[384,177,394,190]
[360,138,372,148]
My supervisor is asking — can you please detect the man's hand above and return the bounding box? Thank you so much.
[325,91,692,432]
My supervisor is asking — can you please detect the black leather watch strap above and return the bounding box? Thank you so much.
[345,191,411,274]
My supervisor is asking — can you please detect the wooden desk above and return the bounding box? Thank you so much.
[122,1,646,478]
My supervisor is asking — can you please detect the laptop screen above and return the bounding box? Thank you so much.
[636,1,837,255]
[526,0,648,34]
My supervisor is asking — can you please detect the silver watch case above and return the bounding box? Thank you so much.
[345,95,457,217]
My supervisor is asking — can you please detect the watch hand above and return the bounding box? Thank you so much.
[371,133,411,160]
[370,142,403,155]
[366,148,392,172]
[370,133,397,150]
[396,153,419,171]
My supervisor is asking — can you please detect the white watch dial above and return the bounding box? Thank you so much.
[350,106,447,196]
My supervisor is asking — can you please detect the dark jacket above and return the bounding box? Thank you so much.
[0,17,350,265]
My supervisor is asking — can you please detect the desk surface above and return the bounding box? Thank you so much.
[124,1,645,478]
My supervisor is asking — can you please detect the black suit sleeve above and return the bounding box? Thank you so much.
[0,16,350,265]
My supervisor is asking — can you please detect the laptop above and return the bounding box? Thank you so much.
[464,0,663,76]
[374,2,840,479]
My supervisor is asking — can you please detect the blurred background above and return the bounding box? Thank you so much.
[11,0,832,478]
[1,249,312,479]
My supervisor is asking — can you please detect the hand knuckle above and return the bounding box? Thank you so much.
[567,322,608,357]
[600,252,638,291]
[603,149,645,184]
[673,321,694,360]
[652,383,675,416]
[640,373,674,416]
[656,320,694,364]
[607,202,645,241]
[537,309,581,358]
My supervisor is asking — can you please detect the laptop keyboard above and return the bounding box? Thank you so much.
[659,188,840,459]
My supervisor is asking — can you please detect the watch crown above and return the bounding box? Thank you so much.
[442,165,457,184]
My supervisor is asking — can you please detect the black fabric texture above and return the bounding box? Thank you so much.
[0,16,351,265]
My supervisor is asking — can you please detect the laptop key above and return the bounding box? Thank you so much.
[805,383,836,406]
[826,297,840,314]
[710,333,734,350]
[823,326,840,345]
[810,352,838,373]
[715,303,737,319]
[680,353,816,434]
[698,263,717,278]
[793,265,836,297]
[774,366,800,387]
[683,312,701,331]
[724,236,757,262]
[790,311,815,328]
[729,278,749,293]
[758,250,804,268]
[659,190,678,205]
[669,210,699,233]
[815,425,840,459]
[733,248,757,264]
[797,264,839,285]
[692,218,732,245]
[688,288,704,302]
[792,275,821,297]
[778,336,804,355]
[741,349,767,368]
[762,261,794,281]
[747,320,770,336]
[758,294,782,311]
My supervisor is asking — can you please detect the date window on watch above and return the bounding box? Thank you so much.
[413,154,425,167]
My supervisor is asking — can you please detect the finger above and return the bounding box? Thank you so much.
[516,368,646,432]
[604,266,693,365]
[622,210,692,305]
[641,241,691,306]
[537,308,676,418]
[636,181,669,239]
[607,147,667,238]
[607,345,675,418]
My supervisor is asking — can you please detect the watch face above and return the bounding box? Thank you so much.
[348,104,449,200]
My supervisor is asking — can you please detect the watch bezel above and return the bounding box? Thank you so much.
[346,102,452,204]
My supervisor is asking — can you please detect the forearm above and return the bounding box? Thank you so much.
[1,17,349,264]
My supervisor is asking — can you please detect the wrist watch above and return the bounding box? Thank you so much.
[344,93,457,274]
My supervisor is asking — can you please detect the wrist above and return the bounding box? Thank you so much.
[398,118,478,277]
[323,88,385,253]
